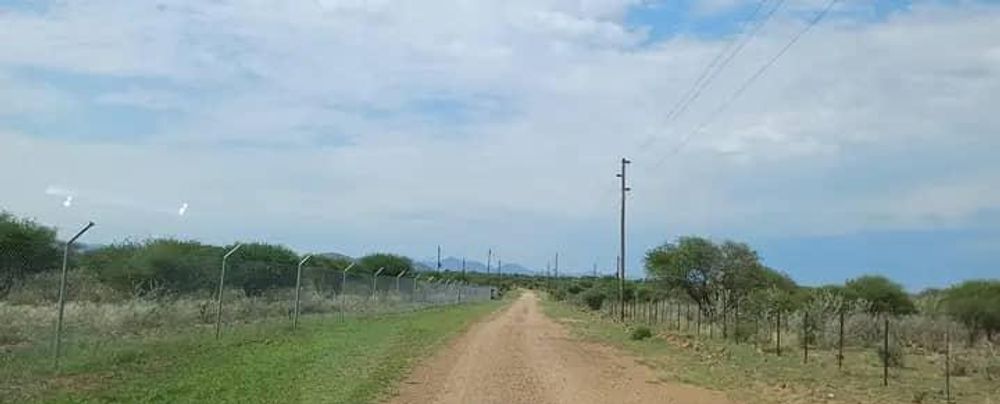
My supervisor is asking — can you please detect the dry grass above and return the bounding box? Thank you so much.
[547,299,1000,404]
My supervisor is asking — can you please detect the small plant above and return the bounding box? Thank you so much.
[630,326,653,340]
[877,345,905,368]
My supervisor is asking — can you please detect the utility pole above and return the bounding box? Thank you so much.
[487,248,492,275]
[437,245,441,271]
[617,157,631,322]
[554,253,559,278]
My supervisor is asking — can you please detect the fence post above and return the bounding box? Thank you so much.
[52,221,95,369]
[838,311,845,370]
[340,262,355,321]
[215,243,243,340]
[803,312,809,364]
[697,303,702,336]
[883,316,889,387]
[776,310,782,356]
[372,267,384,301]
[412,274,420,303]
[945,324,951,403]
[734,298,741,344]
[293,254,312,329]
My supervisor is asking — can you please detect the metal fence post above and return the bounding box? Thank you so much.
[340,262,355,321]
[53,221,95,369]
[293,254,312,329]
[838,311,845,370]
[945,323,951,403]
[372,267,384,301]
[777,310,781,356]
[216,243,243,340]
[803,312,809,364]
[883,316,889,387]
[396,270,407,295]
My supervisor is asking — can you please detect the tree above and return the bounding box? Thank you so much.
[83,239,223,295]
[645,236,721,310]
[226,243,299,296]
[357,253,413,276]
[944,280,1000,344]
[843,275,915,316]
[306,255,354,296]
[0,212,61,296]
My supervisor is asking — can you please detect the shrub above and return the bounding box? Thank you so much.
[877,344,905,368]
[83,240,223,295]
[943,280,1000,345]
[567,284,584,295]
[630,326,653,340]
[580,289,606,311]
[0,212,61,297]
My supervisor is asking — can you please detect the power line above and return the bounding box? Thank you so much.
[655,0,841,168]
[638,0,781,151]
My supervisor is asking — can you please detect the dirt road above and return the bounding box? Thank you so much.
[387,291,735,404]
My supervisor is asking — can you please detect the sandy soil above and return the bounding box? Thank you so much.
[387,291,736,404]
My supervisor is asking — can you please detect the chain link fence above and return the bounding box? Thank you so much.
[0,247,493,364]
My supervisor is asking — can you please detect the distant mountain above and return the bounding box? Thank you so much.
[417,256,538,275]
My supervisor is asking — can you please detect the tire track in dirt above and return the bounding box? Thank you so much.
[386,291,735,404]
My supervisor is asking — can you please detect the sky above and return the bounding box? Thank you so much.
[1,0,998,290]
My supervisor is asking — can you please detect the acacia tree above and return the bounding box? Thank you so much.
[645,236,721,313]
[944,280,1000,344]
[357,253,413,276]
[0,212,61,297]
[843,275,915,316]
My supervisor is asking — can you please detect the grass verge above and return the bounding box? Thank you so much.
[1,300,505,403]
[542,299,999,404]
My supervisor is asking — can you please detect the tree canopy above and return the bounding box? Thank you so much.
[944,280,1000,342]
[644,236,797,313]
[357,253,413,276]
[843,275,916,315]
[0,212,61,296]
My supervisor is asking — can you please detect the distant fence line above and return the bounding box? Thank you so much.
[599,297,997,403]
[0,251,495,369]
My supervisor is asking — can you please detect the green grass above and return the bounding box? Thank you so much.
[1,301,504,403]
[542,300,1000,404]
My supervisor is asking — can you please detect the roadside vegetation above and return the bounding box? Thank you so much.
[2,300,502,403]
[533,237,999,403]
[1,211,503,402]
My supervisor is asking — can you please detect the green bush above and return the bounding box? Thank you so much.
[580,289,606,311]
[357,253,412,276]
[83,240,222,295]
[944,280,1000,344]
[630,326,653,340]
[845,275,916,315]
[0,212,61,297]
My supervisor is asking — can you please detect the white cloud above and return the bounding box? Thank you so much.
[0,1,998,269]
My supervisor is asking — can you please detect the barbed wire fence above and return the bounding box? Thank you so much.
[600,296,998,403]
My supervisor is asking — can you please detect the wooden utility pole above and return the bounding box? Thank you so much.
[617,157,631,322]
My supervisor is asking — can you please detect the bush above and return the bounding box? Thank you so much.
[845,275,916,316]
[83,240,223,295]
[0,212,61,297]
[877,344,905,368]
[944,280,1000,345]
[580,289,606,311]
[630,326,653,340]
[357,253,412,276]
